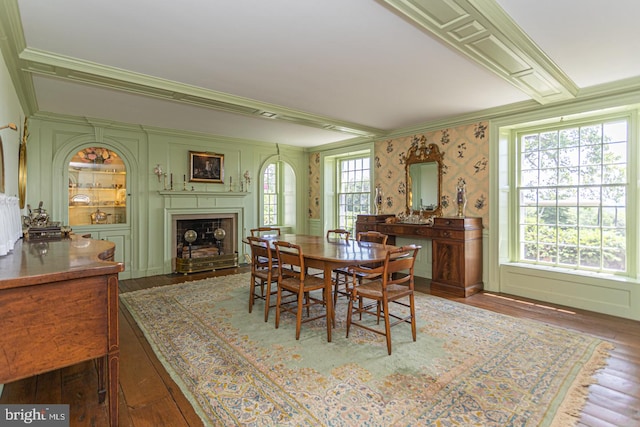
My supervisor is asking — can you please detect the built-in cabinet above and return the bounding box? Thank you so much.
[66,146,131,279]
[68,148,127,226]
[356,215,483,297]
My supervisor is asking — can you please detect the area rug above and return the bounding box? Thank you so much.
[120,273,613,427]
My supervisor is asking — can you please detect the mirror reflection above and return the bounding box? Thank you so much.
[405,137,444,218]
[408,162,438,210]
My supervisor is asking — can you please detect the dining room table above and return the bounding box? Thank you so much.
[253,233,396,342]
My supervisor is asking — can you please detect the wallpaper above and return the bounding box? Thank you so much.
[308,152,321,219]
[308,121,489,228]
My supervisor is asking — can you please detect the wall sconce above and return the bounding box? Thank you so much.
[153,164,164,182]
[0,123,18,132]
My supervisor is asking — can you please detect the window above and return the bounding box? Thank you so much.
[517,117,628,273]
[263,163,278,225]
[261,161,295,227]
[337,156,371,235]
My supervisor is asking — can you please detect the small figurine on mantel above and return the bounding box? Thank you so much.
[456,177,467,218]
[243,170,251,192]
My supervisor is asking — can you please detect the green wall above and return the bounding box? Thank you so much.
[25,113,309,278]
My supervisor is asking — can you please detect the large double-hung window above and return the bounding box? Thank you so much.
[517,117,628,273]
[337,156,371,235]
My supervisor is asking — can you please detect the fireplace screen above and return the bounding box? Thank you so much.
[174,215,238,274]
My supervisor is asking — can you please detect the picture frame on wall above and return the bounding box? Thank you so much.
[189,151,224,183]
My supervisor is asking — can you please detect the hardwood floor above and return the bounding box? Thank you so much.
[2,266,639,426]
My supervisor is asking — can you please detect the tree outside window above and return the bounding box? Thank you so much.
[517,118,627,273]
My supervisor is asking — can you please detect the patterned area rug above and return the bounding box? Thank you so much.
[120,273,613,426]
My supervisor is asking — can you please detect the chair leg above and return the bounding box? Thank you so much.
[346,294,354,338]
[275,285,282,329]
[410,293,417,341]
[296,288,304,340]
[264,281,272,322]
[383,298,392,355]
[249,274,256,313]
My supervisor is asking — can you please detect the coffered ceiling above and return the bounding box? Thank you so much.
[1,0,639,148]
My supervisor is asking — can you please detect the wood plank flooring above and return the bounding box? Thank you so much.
[2,266,639,426]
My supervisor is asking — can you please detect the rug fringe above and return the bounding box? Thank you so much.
[550,341,615,427]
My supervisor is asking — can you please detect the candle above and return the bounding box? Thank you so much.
[170,173,173,188]
[230,176,232,184]
[183,174,186,182]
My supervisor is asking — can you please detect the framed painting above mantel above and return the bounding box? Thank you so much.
[189,151,224,183]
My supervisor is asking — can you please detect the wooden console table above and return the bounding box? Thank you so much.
[0,235,123,426]
[356,215,483,297]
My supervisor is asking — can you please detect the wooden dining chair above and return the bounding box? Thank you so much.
[321,228,351,279]
[274,240,330,340]
[247,236,280,322]
[250,227,281,237]
[333,231,388,306]
[326,228,350,241]
[250,227,281,265]
[346,244,421,355]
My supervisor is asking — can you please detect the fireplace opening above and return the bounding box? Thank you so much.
[172,213,238,274]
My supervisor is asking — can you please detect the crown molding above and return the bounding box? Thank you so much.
[381,0,578,105]
[0,0,38,115]
[30,111,308,151]
[19,48,385,139]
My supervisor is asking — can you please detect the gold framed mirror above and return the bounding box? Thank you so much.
[18,118,28,209]
[405,136,444,218]
[0,136,4,193]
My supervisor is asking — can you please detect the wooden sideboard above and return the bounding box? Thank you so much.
[0,235,124,427]
[356,215,483,297]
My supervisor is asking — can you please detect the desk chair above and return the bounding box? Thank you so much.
[346,244,420,355]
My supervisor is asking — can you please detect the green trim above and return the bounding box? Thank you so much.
[381,0,577,104]
[0,0,37,114]
[19,47,385,139]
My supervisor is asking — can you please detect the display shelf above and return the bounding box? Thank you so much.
[68,148,127,226]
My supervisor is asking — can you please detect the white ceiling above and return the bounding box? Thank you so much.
[4,0,640,147]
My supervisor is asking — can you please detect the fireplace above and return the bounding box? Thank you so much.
[172,213,239,274]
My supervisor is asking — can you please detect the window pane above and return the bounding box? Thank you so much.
[337,155,371,234]
[517,118,628,273]
[263,164,278,225]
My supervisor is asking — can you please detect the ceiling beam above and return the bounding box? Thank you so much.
[380,0,578,104]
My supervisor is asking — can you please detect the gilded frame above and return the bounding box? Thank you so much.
[189,151,224,183]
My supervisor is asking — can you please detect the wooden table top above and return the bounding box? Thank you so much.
[258,234,396,264]
[0,235,124,289]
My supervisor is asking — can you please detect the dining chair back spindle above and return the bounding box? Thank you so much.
[346,244,421,355]
[274,240,331,340]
